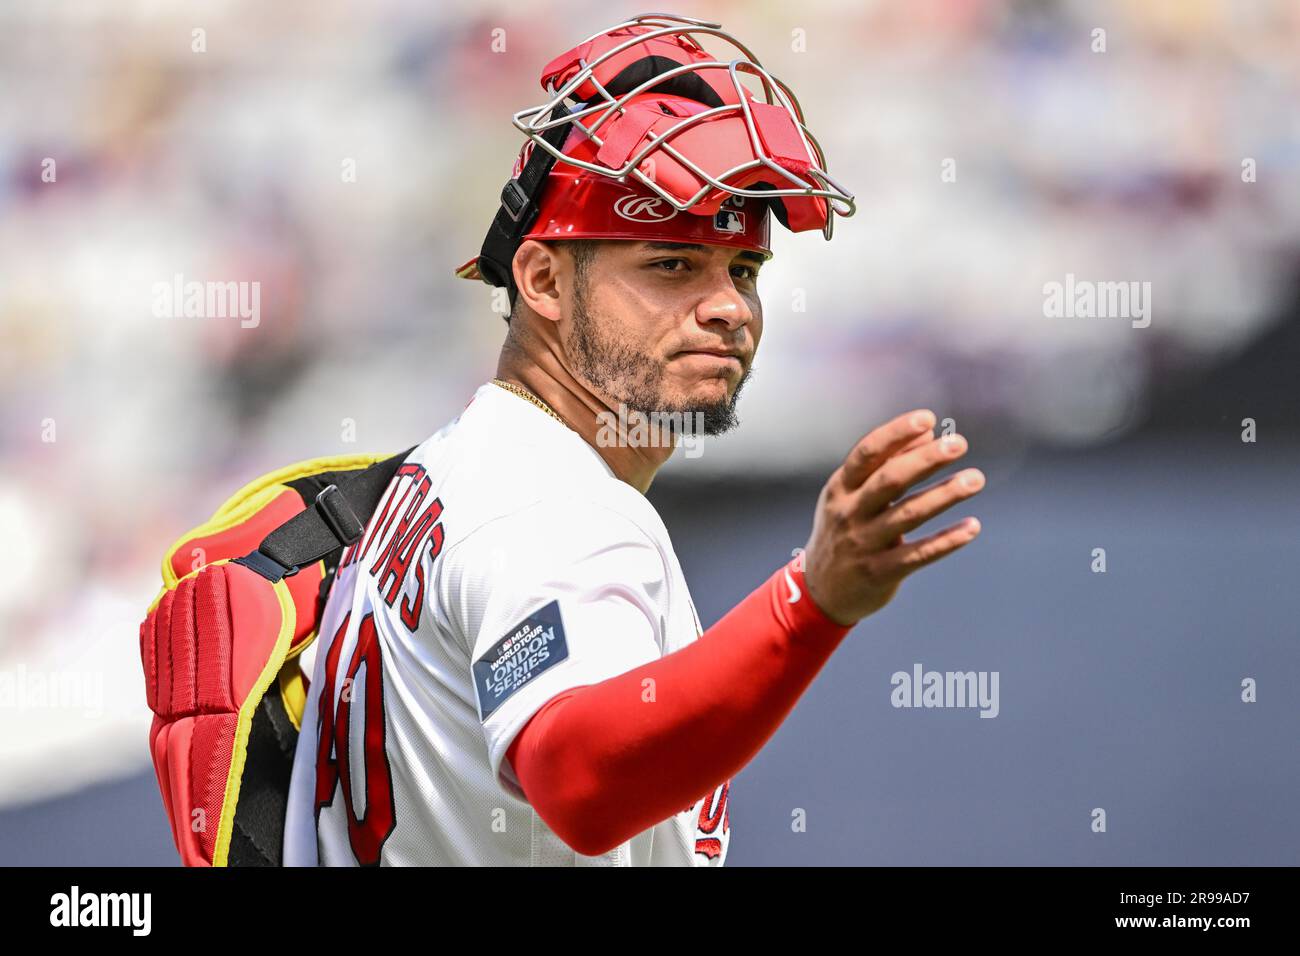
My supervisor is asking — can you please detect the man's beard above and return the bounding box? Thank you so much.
[565,282,751,438]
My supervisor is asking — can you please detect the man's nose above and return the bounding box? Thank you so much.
[697,271,755,332]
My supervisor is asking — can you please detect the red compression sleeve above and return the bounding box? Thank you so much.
[504,557,852,856]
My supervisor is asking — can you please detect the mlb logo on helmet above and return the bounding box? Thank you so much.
[714,194,746,235]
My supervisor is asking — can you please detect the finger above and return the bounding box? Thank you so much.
[869,468,985,547]
[840,409,936,490]
[856,433,970,515]
[895,428,934,457]
[874,516,982,580]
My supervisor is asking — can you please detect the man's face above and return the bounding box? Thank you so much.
[561,239,765,437]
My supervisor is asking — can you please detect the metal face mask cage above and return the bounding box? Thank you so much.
[465,12,857,298]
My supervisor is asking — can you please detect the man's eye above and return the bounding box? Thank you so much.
[649,258,758,280]
[652,258,689,273]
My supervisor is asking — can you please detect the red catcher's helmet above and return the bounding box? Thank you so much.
[456,13,856,295]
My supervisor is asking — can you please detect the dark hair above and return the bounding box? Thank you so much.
[506,238,600,323]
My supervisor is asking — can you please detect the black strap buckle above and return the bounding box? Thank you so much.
[500,179,532,222]
[315,484,365,546]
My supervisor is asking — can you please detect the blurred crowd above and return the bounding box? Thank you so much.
[0,0,1298,805]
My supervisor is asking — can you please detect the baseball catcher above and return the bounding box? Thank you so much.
[139,12,984,867]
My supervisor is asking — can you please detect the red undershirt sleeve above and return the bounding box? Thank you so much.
[505,556,852,856]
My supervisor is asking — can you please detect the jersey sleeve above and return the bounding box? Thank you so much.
[438,498,667,800]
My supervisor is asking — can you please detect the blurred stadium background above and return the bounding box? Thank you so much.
[1,0,1297,865]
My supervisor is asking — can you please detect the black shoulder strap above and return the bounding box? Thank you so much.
[234,447,416,583]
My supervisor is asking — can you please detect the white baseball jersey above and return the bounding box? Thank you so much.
[282,381,731,866]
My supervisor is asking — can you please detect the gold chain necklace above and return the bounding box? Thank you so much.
[490,378,566,426]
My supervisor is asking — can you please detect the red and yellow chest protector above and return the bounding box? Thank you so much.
[139,451,408,866]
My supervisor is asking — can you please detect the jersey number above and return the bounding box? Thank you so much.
[314,611,396,865]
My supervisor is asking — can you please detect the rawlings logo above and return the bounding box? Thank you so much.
[613,194,678,223]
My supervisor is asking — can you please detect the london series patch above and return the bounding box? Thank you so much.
[473,600,569,721]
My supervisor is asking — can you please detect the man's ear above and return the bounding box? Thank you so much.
[512,240,563,324]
